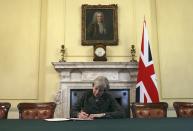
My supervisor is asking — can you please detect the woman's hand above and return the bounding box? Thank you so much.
[78,111,90,119]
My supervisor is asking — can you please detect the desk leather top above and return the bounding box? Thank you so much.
[0,118,193,131]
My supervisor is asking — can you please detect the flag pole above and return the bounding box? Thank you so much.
[144,15,146,23]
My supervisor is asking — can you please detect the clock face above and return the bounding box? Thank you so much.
[95,47,105,57]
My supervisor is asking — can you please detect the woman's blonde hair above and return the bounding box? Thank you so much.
[93,76,110,91]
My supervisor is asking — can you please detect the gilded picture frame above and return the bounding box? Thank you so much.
[81,4,118,46]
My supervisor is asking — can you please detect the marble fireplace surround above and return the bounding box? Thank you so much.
[52,62,138,118]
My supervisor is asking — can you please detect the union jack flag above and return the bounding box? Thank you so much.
[136,21,159,103]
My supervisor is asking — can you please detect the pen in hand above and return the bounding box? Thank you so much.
[78,110,93,120]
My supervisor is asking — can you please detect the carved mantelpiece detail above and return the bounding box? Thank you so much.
[52,62,138,118]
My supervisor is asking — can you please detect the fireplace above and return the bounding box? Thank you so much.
[52,62,138,118]
[70,89,130,117]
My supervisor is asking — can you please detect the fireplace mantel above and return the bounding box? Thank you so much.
[52,62,138,118]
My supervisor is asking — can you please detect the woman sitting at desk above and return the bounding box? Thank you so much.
[71,76,126,119]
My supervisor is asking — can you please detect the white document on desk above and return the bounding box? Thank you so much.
[44,118,70,121]
[90,113,106,118]
[69,118,93,121]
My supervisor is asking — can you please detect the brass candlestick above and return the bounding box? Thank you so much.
[59,44,66,62]
[129,44,137,62]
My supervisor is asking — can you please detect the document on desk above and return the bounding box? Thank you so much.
[44,118,93,121]
[44,118,70,121]
[70,118,93,121]
[44,114,105,121]
[89,113,106,118]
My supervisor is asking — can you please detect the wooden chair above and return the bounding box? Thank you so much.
[131,102,168,118]
[173,102,193,118]
[0,102,11,119]
[17,102,56,119]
